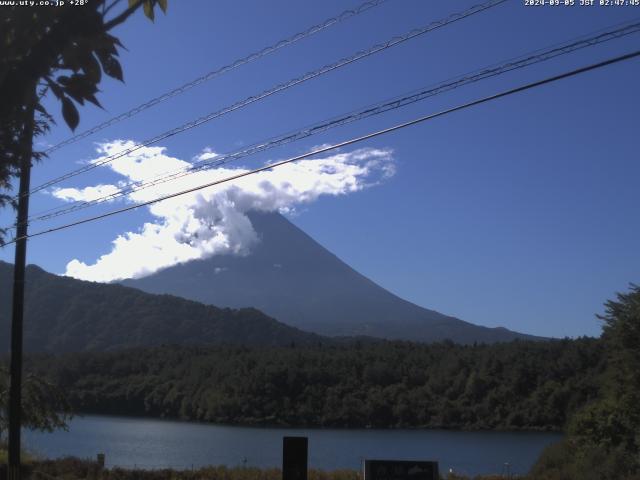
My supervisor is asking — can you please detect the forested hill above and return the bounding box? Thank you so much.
[25,337,605,431]
[0,261,326,353]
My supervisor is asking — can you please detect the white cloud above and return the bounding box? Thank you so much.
[52,184,121,203]
[59,140,395,282]
[194,147,219,162]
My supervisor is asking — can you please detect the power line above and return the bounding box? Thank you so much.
[4,48,638,247]
[20,18,640,226]
[24,0,507,197]
[42,0,389,155]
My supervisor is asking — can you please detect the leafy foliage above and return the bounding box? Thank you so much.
[0,262,326,353]
[529,438,640,480]
[531,285,640,479]
[0,365,72,441]
[25,337,604,430]
[0,0,167,241]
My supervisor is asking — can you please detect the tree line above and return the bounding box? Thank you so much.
[21,336,604,431]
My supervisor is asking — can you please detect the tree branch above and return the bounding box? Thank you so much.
[103,0,125,18]
[103,1,144,31]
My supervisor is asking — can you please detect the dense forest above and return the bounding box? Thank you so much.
[23,337,604,431]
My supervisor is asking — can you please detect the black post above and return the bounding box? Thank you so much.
[282,436,308,480]
[7,95,36,480]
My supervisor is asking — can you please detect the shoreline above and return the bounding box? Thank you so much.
[64,411,565,434]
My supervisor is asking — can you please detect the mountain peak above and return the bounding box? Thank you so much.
[125,211,541,343]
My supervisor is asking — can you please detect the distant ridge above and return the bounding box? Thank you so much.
[0,261,326,354]
[125,212,542,344]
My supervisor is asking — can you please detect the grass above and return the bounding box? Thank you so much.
[0,456,522,480]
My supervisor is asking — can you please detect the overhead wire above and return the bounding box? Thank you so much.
[24,0,507,198]
[18,18,640,227]
[3,48,638,247]
[42,0,390,155]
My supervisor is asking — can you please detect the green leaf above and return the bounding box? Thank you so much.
[85,94,103,109]
[60,74,99,106]
[61,96,79,131]
[34,102,48,116]
[56,75,71,86]
[46,77,64,99]
[82,52,102,84]
[158,0,168,13]
[93,35,119,56]
[100,55,123,82]
[143,0,154,21]
[106,33,125,50]
[61,46,82,72]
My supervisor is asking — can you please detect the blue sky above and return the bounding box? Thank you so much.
[1,0,639,338]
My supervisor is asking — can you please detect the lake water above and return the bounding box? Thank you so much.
[23,415,562,477]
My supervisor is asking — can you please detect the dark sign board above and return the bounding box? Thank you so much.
[364,460,439,480]
[283,436,308,480]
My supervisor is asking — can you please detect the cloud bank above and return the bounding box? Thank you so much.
[54,140,395,282]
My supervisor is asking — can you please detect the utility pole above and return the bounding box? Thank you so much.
[7,90,37,480]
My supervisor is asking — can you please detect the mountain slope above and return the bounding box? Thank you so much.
[125,212,540,343]
[0,261,326,354]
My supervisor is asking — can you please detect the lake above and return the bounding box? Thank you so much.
[23,415,562,477]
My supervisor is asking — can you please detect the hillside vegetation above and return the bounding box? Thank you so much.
[0,262,325,353]
[528,285,640,479]
[25,338,603,430]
